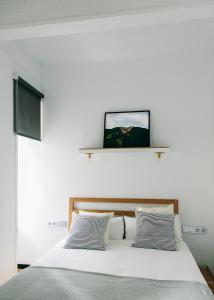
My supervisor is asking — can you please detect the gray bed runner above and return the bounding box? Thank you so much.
[0,266,213,300]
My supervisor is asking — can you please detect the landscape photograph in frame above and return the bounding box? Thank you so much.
[104,110,150,148]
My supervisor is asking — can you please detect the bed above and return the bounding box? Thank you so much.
[0,197,213,300]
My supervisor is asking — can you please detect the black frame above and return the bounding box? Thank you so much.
[14,77,44,141]
[103,110,150,148]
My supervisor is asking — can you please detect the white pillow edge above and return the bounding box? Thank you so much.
[109,216,124,240]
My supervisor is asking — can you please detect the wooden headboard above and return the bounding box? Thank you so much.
[68,197,179,229]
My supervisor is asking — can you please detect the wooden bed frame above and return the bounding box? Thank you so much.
[68,197,179,229]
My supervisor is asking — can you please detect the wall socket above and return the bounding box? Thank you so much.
[182,225,207,234]
[48,220,67,228]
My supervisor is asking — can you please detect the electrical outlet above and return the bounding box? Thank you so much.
[183,225,190,233]
[182,225,207,234]
[48,221,56,227]
[48,220,67,228]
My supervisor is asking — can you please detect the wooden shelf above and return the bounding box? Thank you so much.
[79,147,170,159]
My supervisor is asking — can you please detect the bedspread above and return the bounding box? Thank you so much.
[0,266,213,300]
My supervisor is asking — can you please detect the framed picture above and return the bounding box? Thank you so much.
[103,110,150,148]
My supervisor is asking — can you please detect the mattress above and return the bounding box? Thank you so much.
[33,239,206,284]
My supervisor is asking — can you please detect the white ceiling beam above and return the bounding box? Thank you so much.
[0,5,214,41]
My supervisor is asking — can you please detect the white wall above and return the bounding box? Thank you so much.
[0,42,41,283]
[0,50,17,284]
[18,51,214,271]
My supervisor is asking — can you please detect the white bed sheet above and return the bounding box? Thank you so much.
[33,239,205,284]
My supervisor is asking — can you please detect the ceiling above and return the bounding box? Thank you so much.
[0,0,213,28]
[1,0,214,64]
[15,18,214,64]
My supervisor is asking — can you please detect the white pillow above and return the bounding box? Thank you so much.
[109,217,124,240]
[174,215,183,243]
[78,210,114,244]
[124,216,136,240]
[124,214,183,243]
[136,204,174,215]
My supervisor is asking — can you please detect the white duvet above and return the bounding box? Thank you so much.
[33,239,205,284]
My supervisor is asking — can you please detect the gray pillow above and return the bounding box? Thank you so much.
[64,214,110,251]
[132,211,177,251]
